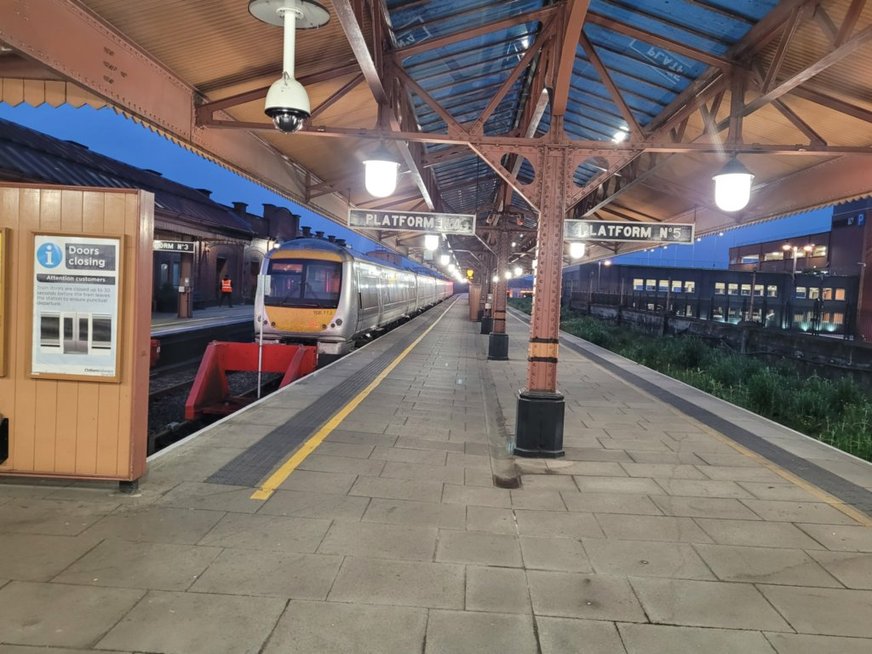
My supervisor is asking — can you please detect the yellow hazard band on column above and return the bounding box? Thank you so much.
[528,342,559,359]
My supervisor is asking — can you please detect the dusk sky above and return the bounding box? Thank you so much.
[0,103,833,270]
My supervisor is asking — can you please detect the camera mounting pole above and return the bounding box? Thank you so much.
[249,0,330,132]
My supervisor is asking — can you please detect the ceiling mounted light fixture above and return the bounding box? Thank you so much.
[363,143,400,198]
[250,0,329,133]
[712,157,754,212]
[439,253,450,266]
[569,242,586,259]
[424,234,440,251]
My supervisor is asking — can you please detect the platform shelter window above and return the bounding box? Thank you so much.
[822,288,833,300]
[741,255,759,265]
[684,281,696,294]
[753,285,764,297]
[633,278,644,291]
[813,245,827,258]
[265,259,342,308]
[714,282,725,295]
[658,280,669,293]
[767,285,778,298]
[764,251,784,261]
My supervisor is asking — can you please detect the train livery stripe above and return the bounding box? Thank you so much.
[249,297,457,501]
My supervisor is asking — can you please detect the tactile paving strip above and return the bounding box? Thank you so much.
[207,306,446,488]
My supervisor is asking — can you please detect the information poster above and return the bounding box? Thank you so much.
[31,234,121,380]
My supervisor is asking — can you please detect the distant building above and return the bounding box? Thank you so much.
[563,199,872,339]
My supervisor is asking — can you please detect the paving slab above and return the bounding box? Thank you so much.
[618,623,778,654]
[0,534,99,582]
[262,600,427,654]
[758,585,872,637]
[630,577,793,631]
[436,530,522,566]
[53,538,222,591]
[519,537,592,572]
[536,617,626,654]
[256,488,370,519]
[806,549,872,588]
[764,632,872,654]
[0,581,143,648]
[198,512,331,552]
[694,543,842,587]
[97,590,286,654]
[527,570,647,622]
[466,566,531,613]
[328,556,465,608]
[189,549,341,599]
[584,538,714,580]
[424,610,537,654]
[318,520,438,561]
[81,506,224,545]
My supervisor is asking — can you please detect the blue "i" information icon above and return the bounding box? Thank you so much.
[37,242,62,268]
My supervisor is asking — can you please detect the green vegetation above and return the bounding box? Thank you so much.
[508,299,872,461]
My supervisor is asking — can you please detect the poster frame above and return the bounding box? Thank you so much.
[27,231,124,383]
[0,228,7,377]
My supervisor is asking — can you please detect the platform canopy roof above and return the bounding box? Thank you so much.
[1,0,870,274]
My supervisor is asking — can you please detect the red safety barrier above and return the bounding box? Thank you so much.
[184,342,317,421]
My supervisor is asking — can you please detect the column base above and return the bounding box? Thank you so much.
[480,317,492,334]
[514,391,565,458]
[487,332,509,360]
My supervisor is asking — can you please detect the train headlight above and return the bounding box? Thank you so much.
[335,318,343,326]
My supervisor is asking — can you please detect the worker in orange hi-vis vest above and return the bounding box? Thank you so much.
[218,274,233,307]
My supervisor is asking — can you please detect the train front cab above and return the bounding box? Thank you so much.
[258,246,351,355]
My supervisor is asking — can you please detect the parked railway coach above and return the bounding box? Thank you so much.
[254,238,452,356]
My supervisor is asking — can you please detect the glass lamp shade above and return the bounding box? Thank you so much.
[514,266,523,277]
[424,234,440,251]
[492,275,499,283]
[363,158,399,198]
[712,159,754,212]
[569,242,586,259]
[439,254,450,266]
[504,270,512,280]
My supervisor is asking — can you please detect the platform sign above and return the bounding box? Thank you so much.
[564,220,694,244]
[31,234,122,381]
[349,209,475,235]
[154,240,195,253]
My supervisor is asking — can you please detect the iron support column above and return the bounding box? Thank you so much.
[514,145,568,458]
[480,259,494,334]
[488,229,510,360]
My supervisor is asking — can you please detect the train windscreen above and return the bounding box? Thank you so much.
[265,259,342,308]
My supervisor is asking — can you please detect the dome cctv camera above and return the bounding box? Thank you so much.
[265,74,310,133]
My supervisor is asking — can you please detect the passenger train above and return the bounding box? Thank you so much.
[254,237,453,357]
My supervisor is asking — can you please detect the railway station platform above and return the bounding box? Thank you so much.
[151,304,252,337]
[1,296,871,653]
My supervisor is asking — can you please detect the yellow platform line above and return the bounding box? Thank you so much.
[250,298,457,501]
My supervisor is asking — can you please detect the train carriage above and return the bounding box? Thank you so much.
[255,238,451,357]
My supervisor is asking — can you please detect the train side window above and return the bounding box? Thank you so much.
[645,279,656,291]
[808,287,820,300]
[754,285,764,296]
[740,284,751,296]
[633,278,644,291]
[658,280,668,293]
[671,280,682,293]
[822,288,833,300]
